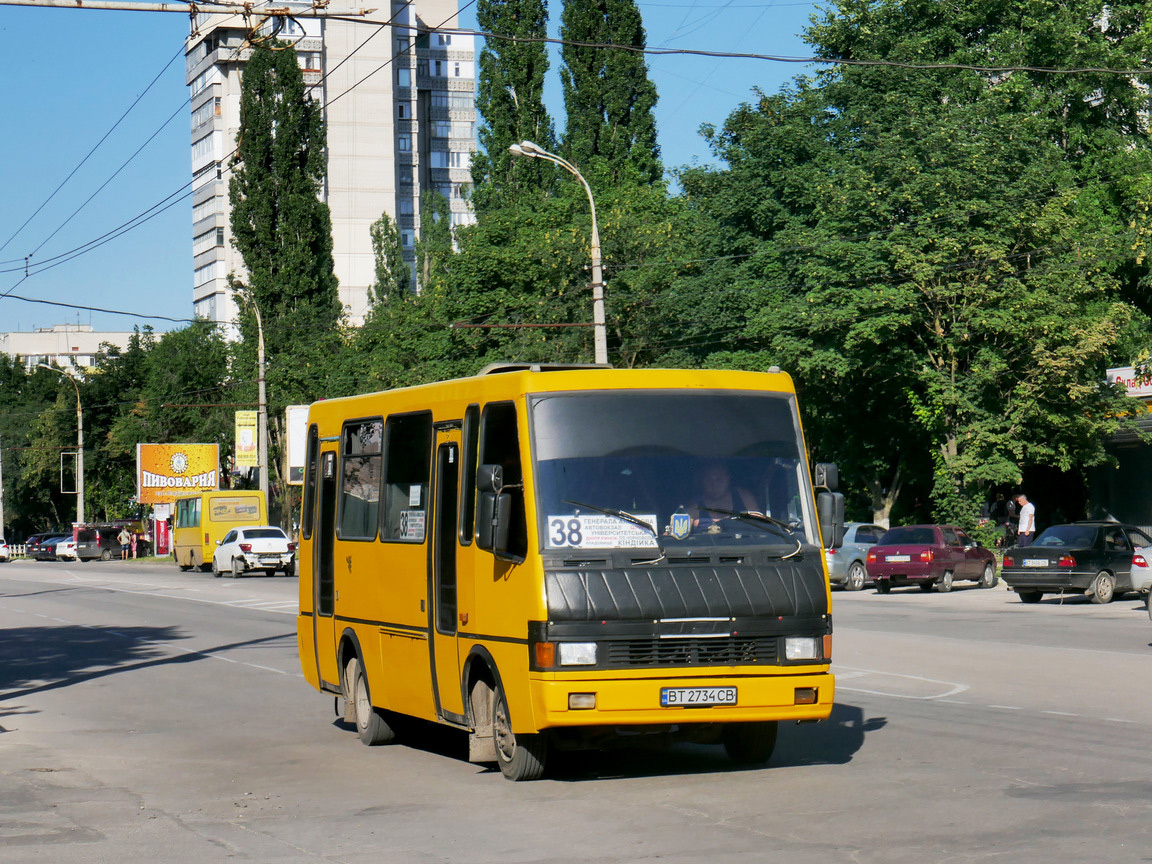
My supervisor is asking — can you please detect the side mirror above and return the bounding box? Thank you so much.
[814,462,839,492]
[817,491,845,551]
[476,463,504,494]
[476,490,511,554]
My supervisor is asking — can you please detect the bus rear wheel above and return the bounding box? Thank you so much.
[350,656,395,746]
[722,720,778,765]
[492,684,546,781]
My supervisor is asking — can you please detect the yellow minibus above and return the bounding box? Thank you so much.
[173,490,267,571]
[297,365,842,780]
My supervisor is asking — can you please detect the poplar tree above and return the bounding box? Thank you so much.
[559,0,661,184]
[229,42,341,358]
[471,0,556,211]
[368,211,411,303]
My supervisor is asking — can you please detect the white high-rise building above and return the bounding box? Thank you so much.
[185,1,477,328]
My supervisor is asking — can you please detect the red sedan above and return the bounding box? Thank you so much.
[866,524,998,593]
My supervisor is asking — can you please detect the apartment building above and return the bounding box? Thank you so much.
[184,0,477,329]
[0,324,136,374]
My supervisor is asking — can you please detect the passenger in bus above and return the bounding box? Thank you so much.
[689,461,758,529]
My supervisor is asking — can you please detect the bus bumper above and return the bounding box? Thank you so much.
[529,670,834,728]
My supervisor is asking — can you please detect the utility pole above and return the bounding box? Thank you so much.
[0,433,5,540]
[38,364,84,526]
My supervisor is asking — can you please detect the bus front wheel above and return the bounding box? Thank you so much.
[492,684,546,781]
[722,720,778,765]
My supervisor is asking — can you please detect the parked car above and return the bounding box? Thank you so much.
[825,522,885,590]
[23,532,56,559]
[866,524,998,594]
[1131,551,1152,621]
[34,534,70,561]
[0,539,8,562]
[76,526,125,561]
[55,537,79,561]
[211,526,296,578]
[1000,522,1152,604]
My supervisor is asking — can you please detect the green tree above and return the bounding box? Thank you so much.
[559,0,661,184]
[229,41,341,360]
[677,0,1152,525]
[471,0,556,212]
[416,191,455,293]
[368,210,411,303]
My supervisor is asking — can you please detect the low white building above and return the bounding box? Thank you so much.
[0,324,136,374]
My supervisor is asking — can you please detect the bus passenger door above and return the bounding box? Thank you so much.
[429,432,465,721]
[313,449,340,690]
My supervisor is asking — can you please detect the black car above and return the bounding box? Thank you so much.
[23,532,58,560]
[1000,521,1152,604]
[33,534,70,561]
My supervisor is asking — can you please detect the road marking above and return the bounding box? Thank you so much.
[834,664,970,700]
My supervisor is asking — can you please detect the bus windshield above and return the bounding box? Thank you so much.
[530,390,816,551]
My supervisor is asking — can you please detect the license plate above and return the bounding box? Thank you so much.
[886,555,911,563]
[261,555,281,563]
[1023,559,1048,567]
[660,687,737,707]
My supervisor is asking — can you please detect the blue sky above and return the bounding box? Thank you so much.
[0,1,818,334]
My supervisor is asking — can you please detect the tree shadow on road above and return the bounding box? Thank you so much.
[0,625,293,710]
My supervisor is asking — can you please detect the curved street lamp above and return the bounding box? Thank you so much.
[38,364,84,525]
[508,141,608,365]
[237,293,269,501]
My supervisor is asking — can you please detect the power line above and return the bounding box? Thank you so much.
[0,43,185,258]
[388,22,1152,77]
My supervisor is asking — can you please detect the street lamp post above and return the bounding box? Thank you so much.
[38,364,84,525]
[239,295,269,501]
[508,141,608,365]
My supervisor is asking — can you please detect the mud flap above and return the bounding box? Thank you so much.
[468,680,497,763]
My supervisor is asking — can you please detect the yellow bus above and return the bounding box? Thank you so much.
[297,365,842,780]
[173,490,267,571]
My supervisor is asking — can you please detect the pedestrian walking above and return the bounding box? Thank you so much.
[1015,493,1036,547]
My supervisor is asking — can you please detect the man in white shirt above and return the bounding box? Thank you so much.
[1015,493,1036,547]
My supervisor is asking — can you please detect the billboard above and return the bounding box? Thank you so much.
[235,410,258,467]
[136,443,220,505]
[286,405,309,485]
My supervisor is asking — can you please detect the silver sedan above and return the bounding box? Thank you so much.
[825,522,885,590]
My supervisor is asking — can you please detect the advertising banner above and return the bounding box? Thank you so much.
[136,443,220,505]
[235,410,258,467]
[1106,366,1152,399]
[286,405,309,485]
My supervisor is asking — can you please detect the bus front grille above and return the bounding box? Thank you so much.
[604,636,778,668]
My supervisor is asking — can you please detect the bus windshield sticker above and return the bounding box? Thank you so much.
[546,514,659,549]
[399,510,426,541]
[408,485,422,507]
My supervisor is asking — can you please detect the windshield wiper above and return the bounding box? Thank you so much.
[562,499,666,565]
[700,507,804,559]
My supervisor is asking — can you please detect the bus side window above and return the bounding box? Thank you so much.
[479,402,527,559]
[339,419,383,540]
[382,412,433,543]
[301,424,318,541]
[458,404,479,545]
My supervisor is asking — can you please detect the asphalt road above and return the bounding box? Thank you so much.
[1,560,1151,863]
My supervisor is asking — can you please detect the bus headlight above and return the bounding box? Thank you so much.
[785,637,820,661]
[558,643,598,666]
